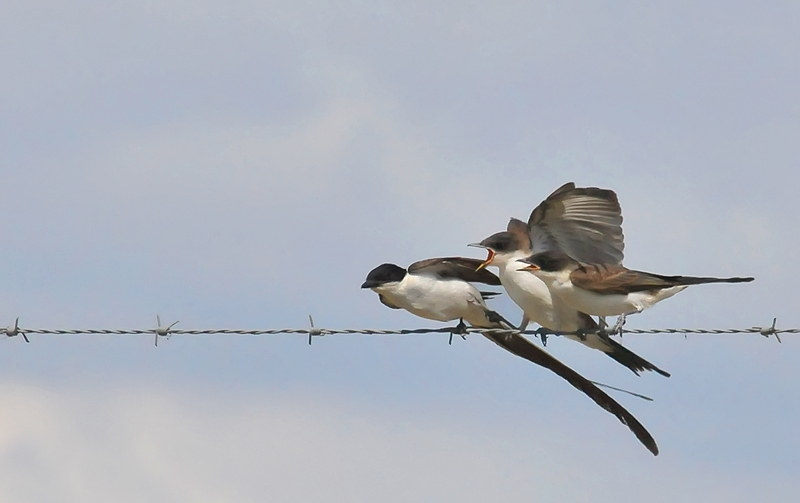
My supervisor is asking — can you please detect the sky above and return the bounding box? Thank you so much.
[1,1,799,501]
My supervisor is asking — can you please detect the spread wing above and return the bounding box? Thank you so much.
[409,257,501,286]
[528,182,625,265]
[481,330,658,455]
[570,264,675,295]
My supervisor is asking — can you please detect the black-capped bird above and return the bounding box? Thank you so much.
[362,256,659,455]
[361,258,507,330]
[471,182,669,377]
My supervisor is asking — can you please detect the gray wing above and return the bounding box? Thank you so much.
[409,257,501,286]
[528,182,625,265]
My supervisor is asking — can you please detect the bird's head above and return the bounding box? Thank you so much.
[361,263,407,290]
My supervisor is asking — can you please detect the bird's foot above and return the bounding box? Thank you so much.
[596,317,613,340]
[485,310,505,327]
[577,330,588,341]
[610,314,628,335]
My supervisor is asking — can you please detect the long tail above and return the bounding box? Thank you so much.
[579,314,670,377]
[653,274,754,286]
[605,338,670,377]
[476,312,659,455]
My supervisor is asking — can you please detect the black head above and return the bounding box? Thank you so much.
[475,231,522,254]
[361,263,407,289]
[519,250,577,273]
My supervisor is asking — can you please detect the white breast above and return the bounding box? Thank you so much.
[546,275,690,317]
[377,273,490,325]
[497,261,558,329]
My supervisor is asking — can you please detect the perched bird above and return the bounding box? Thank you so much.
[471,182,669,377]
[518,250,754,330]
[361,258,505,330]
[362,257,659,455]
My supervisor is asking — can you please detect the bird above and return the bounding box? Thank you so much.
[517,249,754,330]
[470,182,669,377]
[361,258,506,331]
[362,256,659,455]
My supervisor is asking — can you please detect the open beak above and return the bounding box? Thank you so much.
[518,261,540,272]
[475,249,495,272]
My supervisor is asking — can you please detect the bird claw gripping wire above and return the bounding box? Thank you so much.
[597,315,626,339]
[154,315,179,347]
[5,317,29,343]
[308,315,324,345]
[758,317,781,343]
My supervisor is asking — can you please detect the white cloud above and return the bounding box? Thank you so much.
[0,382,796,503]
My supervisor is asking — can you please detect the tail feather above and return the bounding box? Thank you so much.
[479,291,503,301]
[652,274,754,286]
[577,313,669,377]
[605,338,670,377]
[477,323,659,455]
[483,308,517,330]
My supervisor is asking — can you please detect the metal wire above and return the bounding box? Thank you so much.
[2,316,794,344]
[13,327,799,336]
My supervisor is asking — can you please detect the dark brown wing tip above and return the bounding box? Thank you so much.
[547,182,577,199]
[571,186,621,207]
[422,256,503,286]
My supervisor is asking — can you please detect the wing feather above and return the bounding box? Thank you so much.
[528,183,625,265]
[570,264,675,295]
[409,257,502,286]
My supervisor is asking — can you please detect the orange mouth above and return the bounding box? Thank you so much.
[521,263,540,272]
[475,250,495,271]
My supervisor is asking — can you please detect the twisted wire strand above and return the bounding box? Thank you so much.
[12,326,798,336]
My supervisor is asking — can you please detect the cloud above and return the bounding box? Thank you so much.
[1,381,797,502]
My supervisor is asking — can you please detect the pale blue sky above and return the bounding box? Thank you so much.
[1,1,799,501]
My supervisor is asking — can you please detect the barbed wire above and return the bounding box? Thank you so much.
[1,315,793,346]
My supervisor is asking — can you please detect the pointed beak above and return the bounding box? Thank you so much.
[361,280,379,289]
[517,260,540,272]
[475,249,496,272]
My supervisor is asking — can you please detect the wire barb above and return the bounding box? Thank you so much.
[448,319,469,345]
[4,317,29,343]
[308,315,323,345]
[154,315,179,347]
[757,317,781,343]
[8,319,800,339]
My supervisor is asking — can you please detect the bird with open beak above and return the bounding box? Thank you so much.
[470,182,669,377]
[362,255,660,455]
